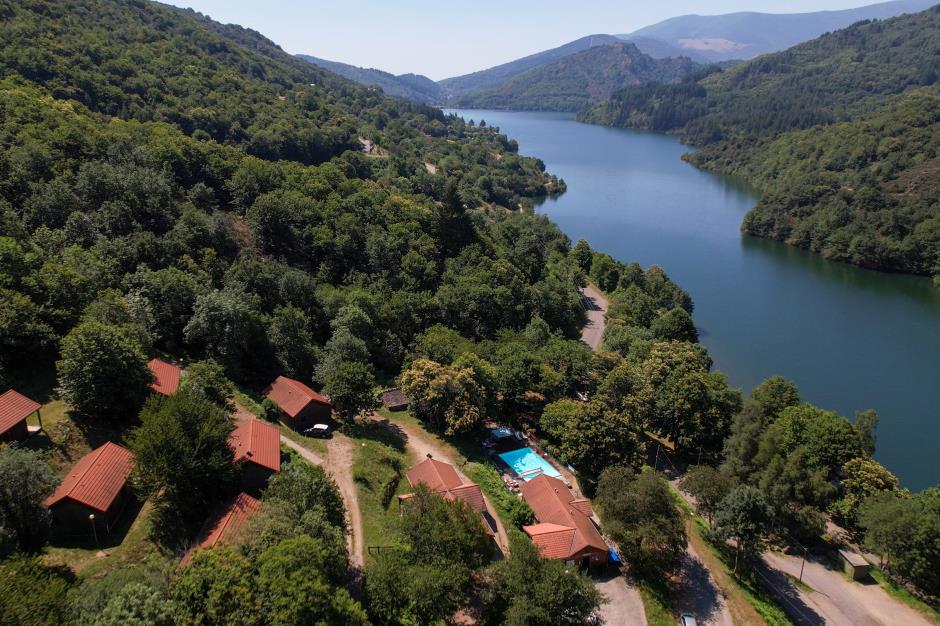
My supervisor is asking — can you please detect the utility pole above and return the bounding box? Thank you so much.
[798,545,808,582]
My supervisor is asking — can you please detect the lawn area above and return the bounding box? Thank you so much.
[42,500,169,581]
[670,487,793,626]
[346,419,410,562]
[637,575,677,626]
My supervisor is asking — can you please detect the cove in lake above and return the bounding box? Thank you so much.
[448,109,940,491]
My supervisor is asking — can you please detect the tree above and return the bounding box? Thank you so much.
[364,549,467,626]
[540,399,643,479]
[400,358,486,435]
[768,404,864,476]
[680,465,733,524]
[750,376,800,421]
[239,500,347,580]
[831,457,900,529]
[480,534,600,626]
[0,556,74,626]
[596,466,686,576]
[92,582,173,626]
[712,486,772,572]
[183,289,270,382]
[56,320,152,420]
[321,361,377,420]
[268,305,317,381]
[636,341,741,454]
[130,390,237,532]
[256,536,368,626]
[854,409,878,457]
[859,488,940,596]
[651,307,698,342]
[570,238,593,273]
[263,460,347,531]
[400,484,493,570]
[171,546,261,626]
[180,358,234,410]
[0,447,58,553]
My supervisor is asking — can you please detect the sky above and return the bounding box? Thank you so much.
[168,0,884,79]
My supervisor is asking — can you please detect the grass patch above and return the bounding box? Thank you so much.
[43,501,168,579]
[670,487,793,626]
[463,462,531,530]
[348,421,409,563]
[869,566,940,624]
[636,575,676,626]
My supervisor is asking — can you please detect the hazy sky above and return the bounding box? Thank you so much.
[168,0,882,79]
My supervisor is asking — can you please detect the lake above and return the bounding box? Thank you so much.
[449,109,940,491]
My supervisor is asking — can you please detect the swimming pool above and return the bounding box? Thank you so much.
[498,447,561,481]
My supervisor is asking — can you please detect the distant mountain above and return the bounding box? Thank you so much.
[438,34,622,98]
[298,54,443,103]
[452,42,697,112]
[619,0,937,61]
[585,6,940,275]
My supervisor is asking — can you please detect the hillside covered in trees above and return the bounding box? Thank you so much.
[451,42,698,112]
[297,55,443,104]
[582,7,940,277]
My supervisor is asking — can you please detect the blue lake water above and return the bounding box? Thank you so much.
[450,109,940,491]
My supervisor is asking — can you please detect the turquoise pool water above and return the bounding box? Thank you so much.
[498,448,561,481]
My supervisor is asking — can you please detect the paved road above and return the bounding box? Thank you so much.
[761,552,933,626]
[596,573,647,626]
[677,544,734,626]
[580,284,609,350]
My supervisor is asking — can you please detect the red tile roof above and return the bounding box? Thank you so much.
[147,358,181,396]
[523,523,579,560]
[263,376,331,418]
[44,442,134,513]
[0,390,40,436]
[229,419,281,473]
[406,457,486,513]
[521,474,607,561]
[183,492,262,564]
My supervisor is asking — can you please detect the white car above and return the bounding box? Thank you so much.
[304,423,330,438]
[680,614,698,626]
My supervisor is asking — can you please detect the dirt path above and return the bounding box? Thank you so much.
[761,552,933,626]
[389,418,510,555]
[580,284,609,350]
[232,402,364,567]
[326,434,364,568]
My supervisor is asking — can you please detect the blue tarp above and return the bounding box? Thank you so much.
[608,547,622,563]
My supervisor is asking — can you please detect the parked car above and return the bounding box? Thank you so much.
[679,613,698,626]
[304,423,330,438]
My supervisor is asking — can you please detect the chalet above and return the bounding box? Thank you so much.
[380,388,410,411]
[0,389,41,443]
[520,474,607,568]
[263,375,332,430]
[229,418,281,492]
[44,442,135,535]
[182,492,262,565]
[147,358,181,396]
[399,456,493,536]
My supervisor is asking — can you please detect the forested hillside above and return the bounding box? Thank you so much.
[297,54,443,104]
[0,0,573,393]
[583,7,940,277]
[451,42,697,112]
[438,34,622,99]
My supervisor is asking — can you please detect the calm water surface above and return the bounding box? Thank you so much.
[449,109,940,491]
